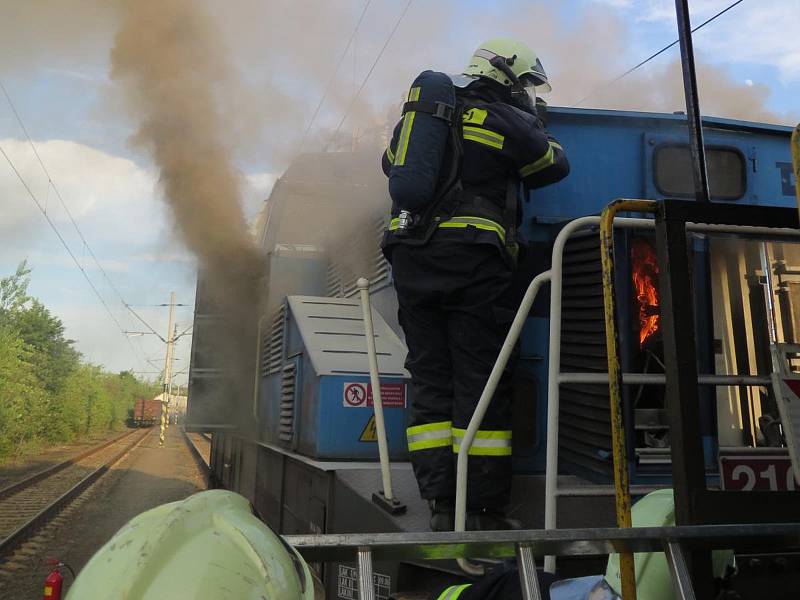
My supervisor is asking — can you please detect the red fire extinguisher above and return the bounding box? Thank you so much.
[43,558,74,600]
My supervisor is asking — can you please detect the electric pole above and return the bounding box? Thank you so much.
[159,291,176,447]
[166,323,178,427]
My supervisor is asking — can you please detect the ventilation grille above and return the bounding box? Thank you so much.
[558,232,613,481]
[326,215,389,297]
[261,302,287,377]
[278,362,297,443]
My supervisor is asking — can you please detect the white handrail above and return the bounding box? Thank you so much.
[358,278,394,501]
[454,271,552,529]
[543,214,800,573]
[439,207,800,574]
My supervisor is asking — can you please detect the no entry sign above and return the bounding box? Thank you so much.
[342,382,406,408]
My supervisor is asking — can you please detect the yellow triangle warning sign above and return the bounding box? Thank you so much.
[359,415,378,442]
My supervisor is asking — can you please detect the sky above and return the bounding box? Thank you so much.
[0,0,797,383]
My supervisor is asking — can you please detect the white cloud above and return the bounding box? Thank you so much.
[0,138,161,239]
[0,138,199,373]
[592,0,800,82]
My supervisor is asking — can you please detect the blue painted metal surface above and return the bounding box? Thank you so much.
[256,107,796,479]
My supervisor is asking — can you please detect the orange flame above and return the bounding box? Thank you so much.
[631,238,660,347]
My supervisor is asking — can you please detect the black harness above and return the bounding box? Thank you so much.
[385,93,520,261]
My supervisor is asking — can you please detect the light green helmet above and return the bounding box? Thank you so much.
[463,37,552,92]
[66,490,320,600]
[605,489,734,599]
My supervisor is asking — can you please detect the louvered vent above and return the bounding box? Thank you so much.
[558,231,613,480]
[326,215,389,297]
[260,302,287,377]
[278,362,297,443]
[325,263,343,298]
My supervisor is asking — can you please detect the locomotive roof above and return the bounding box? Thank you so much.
[547,106,794,136]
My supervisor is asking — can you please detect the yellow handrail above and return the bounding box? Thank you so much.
[792,125,800,220]
[599,199,657,600]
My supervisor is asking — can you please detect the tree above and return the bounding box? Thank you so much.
[0,260,32,318]
[0,262,157,459]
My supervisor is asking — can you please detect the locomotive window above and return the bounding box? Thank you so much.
[654,145,746,200]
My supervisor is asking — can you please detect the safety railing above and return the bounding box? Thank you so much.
[358,277,405,514]
[793,124,800,219]
[451,203,800,585]
[284,523,800,600]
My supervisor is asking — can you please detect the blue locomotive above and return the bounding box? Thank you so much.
[187,106,799,596]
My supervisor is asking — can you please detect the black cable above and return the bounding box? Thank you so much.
[574,0,745,107]
[0,144,149,369]
[1,79,161,366]
[324,0,413,151]
[296,0,373,155]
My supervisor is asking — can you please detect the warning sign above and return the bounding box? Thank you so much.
[360,416,378,442]
[342,382,406,408]
[343,383,368,407]
[337,564,391,599]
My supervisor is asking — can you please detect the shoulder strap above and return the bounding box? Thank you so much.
[503,178,519,250]
[402,100,455,123]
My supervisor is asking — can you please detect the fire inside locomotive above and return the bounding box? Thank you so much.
[631,238,661,348]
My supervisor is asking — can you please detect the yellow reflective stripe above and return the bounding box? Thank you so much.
[386,145,395,163]
[453,428,513,440]
[407,421,452,436]
[390,215,506,243]
[462,107,488,125]
[550,141,563,151]
[437,216,506,244]
[463,125,504,150]
[519,143,556,177]
[407,421,452,452]
[452,427,512,456]
[436,584,472,600]
[395,87,420,166]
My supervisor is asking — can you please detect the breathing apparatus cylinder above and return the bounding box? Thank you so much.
[388,70,456,232]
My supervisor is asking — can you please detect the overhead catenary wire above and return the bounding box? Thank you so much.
[0,144,149,370]
[0,80,166,340]
[573,0,745,107]
[324,0,414,152]
[296,0,373,155]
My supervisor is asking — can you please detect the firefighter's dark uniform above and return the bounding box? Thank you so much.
[428,563,557,600]
[381,81,569,515]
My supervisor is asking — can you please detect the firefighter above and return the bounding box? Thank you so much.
[381,38,569,531]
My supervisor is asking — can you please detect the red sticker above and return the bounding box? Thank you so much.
[342,382,406,408]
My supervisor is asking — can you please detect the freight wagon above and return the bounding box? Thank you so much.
[131,398,163,427]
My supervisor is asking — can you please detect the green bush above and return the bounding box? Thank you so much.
[0,262,158,461]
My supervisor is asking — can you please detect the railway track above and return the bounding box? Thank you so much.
[183,430,211,486]
[0,428,151,558]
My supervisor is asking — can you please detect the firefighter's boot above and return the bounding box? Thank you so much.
[466,508,521,531]
[428,499,455,532]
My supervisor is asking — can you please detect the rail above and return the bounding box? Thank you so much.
[453,270,551,575]
[544,210,800,576]
[182,430,210,487]
[0,428,150,558]
[599,199,658,600]
[793,124,800,219]
[0,429,136,502]
[284,523,800,600]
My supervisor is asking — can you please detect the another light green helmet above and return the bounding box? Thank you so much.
[66,490,320,600]
[605,489,734,600]
[463,37,552,92]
